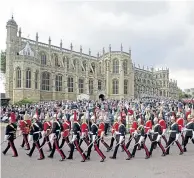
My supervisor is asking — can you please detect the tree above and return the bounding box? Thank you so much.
[0,51,6,73]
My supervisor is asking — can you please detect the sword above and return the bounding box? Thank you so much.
[82,136,101,154]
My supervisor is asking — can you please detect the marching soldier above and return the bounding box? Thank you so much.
[126,116,138,149]
[158,115,168,146]
[165,116,184,155]
[131,118,150,159]
[144,119,153,143]
[40,113,52,151]
[176,116,185,145]
[19,112,31,150]
[108,117,119,151]
[86,117,106,162]
[109,118,132,160]
[97,116,110,151]
[2,113,18,157]
[79,114,90,147]
[149,118,166,157]
[182,115,194,152]
[67,112,87,162]
[59,115,71,149]
[26,115,45,160]
[48,115,66,161]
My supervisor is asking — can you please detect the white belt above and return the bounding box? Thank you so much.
[33,131,40,134]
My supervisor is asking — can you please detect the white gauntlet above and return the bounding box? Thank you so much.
[138,136,144,144]
[72,135,77,142]
[162,129,166,135]
[41,131,46,137]
[92,135,96,142]
[100,131,104,138]
[175,133,179,141]
[119,136,124,144]
[50,133,55,142]
[192,131,194,139]
[4,135,9,141]
[28,135,33,142]
[81,132,85,139]
[156,135,162,142]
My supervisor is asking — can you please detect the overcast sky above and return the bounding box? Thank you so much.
[0,0,194,92]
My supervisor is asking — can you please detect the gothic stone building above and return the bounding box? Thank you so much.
[5,17,178,103]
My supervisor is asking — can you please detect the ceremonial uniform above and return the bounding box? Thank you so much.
[183,121,194,152]
[110,123,131,160]
[176,118,185,145]
[166,122,184,155]
[48,120,66,161]
[59,121,71,149]
[2,122,18,157]
[19,114,31,150]
[131,124,150,159]
[86,123,106,162]
[126,120,138,149]
[40,120,52,151]
[109,121,119,150]
[159,119,168,145]
[79,122,90,147]
[67,121,87,162]
[97,121,110,151]
[149,123,166,156]
[144,120,153,142]
[27,120,45,160]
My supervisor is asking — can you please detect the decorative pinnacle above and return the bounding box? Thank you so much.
[121,43,123,52]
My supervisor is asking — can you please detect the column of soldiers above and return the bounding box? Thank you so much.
[2,106,194,163]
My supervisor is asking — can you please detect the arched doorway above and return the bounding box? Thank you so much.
[99,94,105,101]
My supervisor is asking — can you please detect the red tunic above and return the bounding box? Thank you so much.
[62,121,70,137]
[128,109,134,116]
[145,120,152,134]
[176,118,184,132]
[81,123,88,134]
[43,121,52,134]
[98,122,105,136]
[159,119,166,131]
[129,121,138,134]
[19,120,31,134]
[111,122,119,135]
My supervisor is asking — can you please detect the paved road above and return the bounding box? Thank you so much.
[1,127,194,178]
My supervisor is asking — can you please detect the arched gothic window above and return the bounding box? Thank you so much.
[123,60,128,74]
[66,58,70,70]
[16,67,21,88]
[26,69,31,88]
[98,80,102,91]
[41,52,47,65]
[35,70,38,89]
[99,62,102,74]
[89,79,94,94]
[113,59,119,73]
[55,75,62,91]
[91,62,95,73]
[68,77,73,92]
[112,79,119,94]
[41,72,50,91]
[79,78,84,94]
[81,61,86,72]
[54,54,59,67]
[124,79,128,94]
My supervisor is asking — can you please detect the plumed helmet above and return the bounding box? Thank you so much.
[24,111,29,120]
[187,114,192,119]
[153,117,158,123]
[33,114,38,119]
[45,113,50,121]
